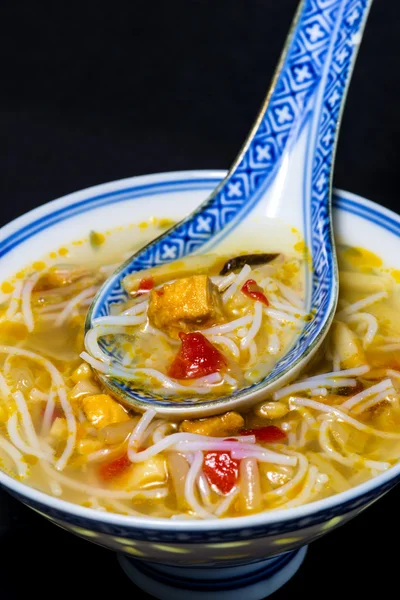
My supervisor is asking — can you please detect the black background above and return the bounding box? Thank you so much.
[1,0,399,598]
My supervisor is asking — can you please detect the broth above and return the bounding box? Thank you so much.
[0,221,399,520]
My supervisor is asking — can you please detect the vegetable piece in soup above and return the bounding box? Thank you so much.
[147,275,225,339]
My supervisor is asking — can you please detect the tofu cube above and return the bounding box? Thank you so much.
[82,394,130,429]
[110,456,167,491]
[180,411,245,437]
[148,275,224,338]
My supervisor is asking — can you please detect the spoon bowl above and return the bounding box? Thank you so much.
[86,0,372,417]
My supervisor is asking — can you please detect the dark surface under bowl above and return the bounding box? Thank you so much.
[0,486,396,598]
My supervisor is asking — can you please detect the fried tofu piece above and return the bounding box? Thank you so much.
[82,394,130,429]
[180,411,244,437]
[42,265,91,288]
[110,456,167,491]
[148,275,224,339]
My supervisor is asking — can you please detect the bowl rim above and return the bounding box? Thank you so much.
[0,168,399,532]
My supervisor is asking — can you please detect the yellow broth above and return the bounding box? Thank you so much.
[0,224,399,519]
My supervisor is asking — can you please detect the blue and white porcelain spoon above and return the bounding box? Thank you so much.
[86,0,372,417]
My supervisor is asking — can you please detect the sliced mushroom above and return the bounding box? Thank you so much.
[220,253,279,275]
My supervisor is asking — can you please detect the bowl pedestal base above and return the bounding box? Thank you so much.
[118,545,307,600]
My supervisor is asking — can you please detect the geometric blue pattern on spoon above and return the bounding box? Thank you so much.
[88,0,372,413]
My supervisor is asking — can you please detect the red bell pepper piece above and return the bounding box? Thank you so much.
[137,277,155,295]
[240,425,286,443]
[168,332,226,379]
[241,279,269,306]
[203,451,239,494]
[98,454,131,481]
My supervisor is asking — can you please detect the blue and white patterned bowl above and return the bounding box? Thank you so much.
[0,171,399,599]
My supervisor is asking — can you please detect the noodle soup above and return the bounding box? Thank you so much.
[84,250,307,397]
[0,223,400,520]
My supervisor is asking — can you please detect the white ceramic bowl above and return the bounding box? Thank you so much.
[1,170,399,600]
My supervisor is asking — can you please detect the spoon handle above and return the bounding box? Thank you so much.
[131,0,372,269]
